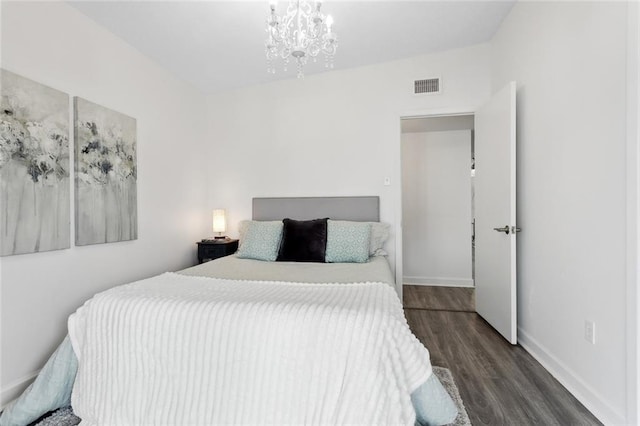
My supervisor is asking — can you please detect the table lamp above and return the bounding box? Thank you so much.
[212,209,227,240]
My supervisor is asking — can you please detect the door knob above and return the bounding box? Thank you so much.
[493,226,510,234]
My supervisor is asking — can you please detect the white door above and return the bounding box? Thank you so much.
[474,81,518,344]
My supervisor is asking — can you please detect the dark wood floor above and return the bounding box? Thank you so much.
[403,285,475,312]
[403,285,601,426]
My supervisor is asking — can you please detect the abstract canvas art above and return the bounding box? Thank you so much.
[0,69,70,256]
[74,97,137,246]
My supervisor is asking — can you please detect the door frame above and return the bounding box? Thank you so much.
[395,106,477,303]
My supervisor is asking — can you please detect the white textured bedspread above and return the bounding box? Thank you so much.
[68,272,432,425]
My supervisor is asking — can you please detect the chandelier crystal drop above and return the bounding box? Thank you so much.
[265,0,338,79]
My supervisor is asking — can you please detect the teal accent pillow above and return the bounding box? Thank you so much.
[0,336,77,426]
[236,221,283,261]
[325,220,371,263]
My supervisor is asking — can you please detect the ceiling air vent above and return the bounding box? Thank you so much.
[414,78,441,95]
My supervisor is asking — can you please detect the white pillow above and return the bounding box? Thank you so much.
[238,220,251,245]
[368,222,390,257]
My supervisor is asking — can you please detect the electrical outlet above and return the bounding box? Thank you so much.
[584,320,596,345]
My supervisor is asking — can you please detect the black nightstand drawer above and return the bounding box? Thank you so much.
[196,239,239,264]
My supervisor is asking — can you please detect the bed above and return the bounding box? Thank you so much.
[0,197,457,426]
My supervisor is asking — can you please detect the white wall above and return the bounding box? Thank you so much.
[205,44,491,293]
[490,2,632,424]
[0,2,634,422]
[627,3,640,423]
[0,2,208,404]
[401,130,472,286]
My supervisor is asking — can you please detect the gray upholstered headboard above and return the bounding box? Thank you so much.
[252,196,379,222]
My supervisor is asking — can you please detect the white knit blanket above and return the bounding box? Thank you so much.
[68,273,432,425]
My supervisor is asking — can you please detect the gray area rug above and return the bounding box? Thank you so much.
[30,407,79,426]
[33,367,470,426]
[433,366,472,426]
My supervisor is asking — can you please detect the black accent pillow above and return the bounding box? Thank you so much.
[276,218,328,262]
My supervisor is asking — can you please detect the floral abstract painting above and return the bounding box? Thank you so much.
[0,69,70,256]
[74,97,137,246]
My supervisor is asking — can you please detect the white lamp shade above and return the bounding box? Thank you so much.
[212,209,227,233]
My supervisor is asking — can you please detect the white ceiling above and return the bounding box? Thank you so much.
[69,1,515,93]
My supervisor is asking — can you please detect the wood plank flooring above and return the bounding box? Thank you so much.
[403,285,475,312]
[403,285,601,426]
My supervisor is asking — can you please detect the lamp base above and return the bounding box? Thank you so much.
[214,235,227,240]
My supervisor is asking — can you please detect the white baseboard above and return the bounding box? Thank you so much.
[518,327,625,425]
[403,276,474,287]
[1,370,39,409]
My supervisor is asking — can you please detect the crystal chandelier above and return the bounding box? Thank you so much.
[265,0,338,79]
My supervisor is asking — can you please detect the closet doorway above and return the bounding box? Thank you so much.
[400,115,475,312]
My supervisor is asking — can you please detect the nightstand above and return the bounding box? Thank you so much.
[196,239,239,264]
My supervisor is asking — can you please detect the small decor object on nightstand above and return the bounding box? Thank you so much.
[197,239,238,264]
[212,209,227,239]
